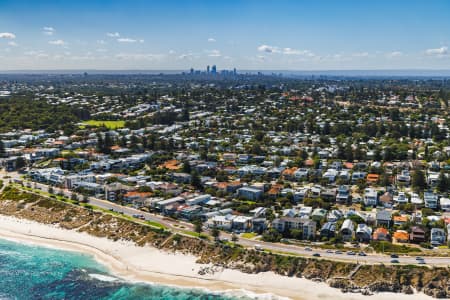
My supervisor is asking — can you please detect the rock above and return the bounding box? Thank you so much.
[401,285,414,295]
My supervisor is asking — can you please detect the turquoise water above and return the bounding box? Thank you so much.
[0,238,252,300]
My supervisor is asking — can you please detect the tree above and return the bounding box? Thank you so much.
[0,140,5,158]
[15,157,26,169]
[193,219,203,236]
[211,226,220,241]
[412,169,427,192]
[182,160,191,174]
[191,171,202,190]
[437,171,449,193]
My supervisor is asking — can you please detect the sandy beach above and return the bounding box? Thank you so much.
[0,214,435,300]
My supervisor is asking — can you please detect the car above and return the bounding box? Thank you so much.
[417,260,426,264]
[312,253,321,257]
[221,237,229,242]
[415,256,423,260]
[304,247,312,251]
[390,259,399,264]
[326,249,333,253]
[358,252,367,256]
[335,250,343,254]
[254,244,263,251]
[109,208,114,212]
[347,251,356,255]
[280,238,291,244]
[390,254,399,258]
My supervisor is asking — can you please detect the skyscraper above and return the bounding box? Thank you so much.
[211,65,217,74]
[206,65,210,73]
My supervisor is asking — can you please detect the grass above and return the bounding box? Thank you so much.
[241,232,258,239]
[80,120,125,129]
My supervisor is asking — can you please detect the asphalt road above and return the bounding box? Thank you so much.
[2,171,450,266]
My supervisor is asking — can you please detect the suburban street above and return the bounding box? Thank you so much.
[1,171,450,267]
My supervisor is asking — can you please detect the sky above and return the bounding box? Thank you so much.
[0,0,449,71]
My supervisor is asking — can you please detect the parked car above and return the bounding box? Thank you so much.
[313,253,321,257]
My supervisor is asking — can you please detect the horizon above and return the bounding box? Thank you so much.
[1,0,450,70]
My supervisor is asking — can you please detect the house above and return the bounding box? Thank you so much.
[298,206,313,218]
[393,215,409,226]
[336,185,350,204]
[327,209,344,222]
[340,219,355,241]
[364,188,378,206]
[322,169,338,182]
[294,168,309,180]
[356,224,372,242]
[372,227,390,241]
[393,230,409,243]
[424,191,438,209]
[237,187,262,201]
[272,217,316,239]
[232,216,253,232]
[393,192,408,206]
[321,188,336,201]
[366,173,379,184]
[409,226,426,243]
[311,208,327,222]
[123,191,152,204]
[430,228,446,246]
[440,197,450,212]
[352,171,366,183]
[320,222,336,239]
[396,170,411,185]
[186,194,211,206]
[210,215,234,230]
[171,172,191,184]
[376,210,392,228]
[411,192,423,207]
[379,192,393,208]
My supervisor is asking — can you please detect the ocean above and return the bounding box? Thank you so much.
[0,238,256,300]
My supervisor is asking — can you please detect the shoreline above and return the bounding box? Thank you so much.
[0,215,434,300]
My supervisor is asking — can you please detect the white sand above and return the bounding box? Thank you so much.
[0,215,434,300]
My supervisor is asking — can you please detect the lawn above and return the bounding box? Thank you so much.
[241,232,258,239]
[80,120,125,129]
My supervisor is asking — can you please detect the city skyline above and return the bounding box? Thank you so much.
[0,0,450,70]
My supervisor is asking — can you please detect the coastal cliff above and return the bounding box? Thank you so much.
[0,186,448,298]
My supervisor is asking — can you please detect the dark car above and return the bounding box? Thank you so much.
[358,252,367,256]
[391,259,399,264]
[390,254,399,258]
[312,253,321,257]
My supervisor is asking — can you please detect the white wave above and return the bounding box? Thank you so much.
[88,273,119,282]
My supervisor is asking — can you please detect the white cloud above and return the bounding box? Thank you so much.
[49,39,66,46]
[208,38,216,42]
[115,53,164,60]
[43,27,55,35]
[0,32,16,39]
[117,38,144,43]
[386,51,403,58]
[352,52,369,57]
[425,46,448,57]
[97,40,106,44]
[106,32,120,38]
[7,41,18,47]
[258,45,314,57]
[168,50,176,54]
[178,53,194,60]
[257,44,280,53]
[207,49,221,57]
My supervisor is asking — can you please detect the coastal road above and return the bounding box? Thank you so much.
[2,171,450,267]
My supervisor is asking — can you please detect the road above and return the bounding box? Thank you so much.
[1,171,450,266]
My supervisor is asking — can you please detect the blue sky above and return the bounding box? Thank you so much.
[0,0,449,70]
